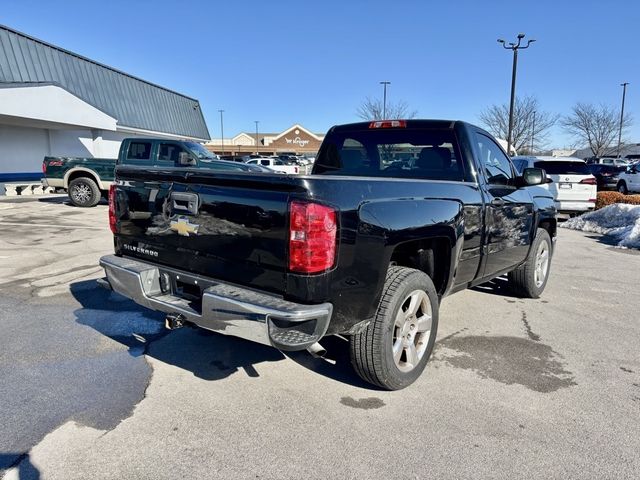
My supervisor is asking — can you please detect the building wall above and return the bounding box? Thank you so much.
[0,124,50,174]
[0,125,178,179]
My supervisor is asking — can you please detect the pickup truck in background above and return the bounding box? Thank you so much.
[100,119,557,390]
[42,138,263,207]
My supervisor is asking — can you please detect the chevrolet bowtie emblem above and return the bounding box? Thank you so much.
[170,216,199,237]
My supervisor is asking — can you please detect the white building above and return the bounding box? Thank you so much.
[0,24,210,181]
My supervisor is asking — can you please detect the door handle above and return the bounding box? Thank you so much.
[491,198,505,206]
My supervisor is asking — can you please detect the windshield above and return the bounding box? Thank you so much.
[313,128,466,181]
[534,161,590,175]
[185,142,218,160]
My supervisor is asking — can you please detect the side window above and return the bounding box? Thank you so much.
[126,142,151,161]
[275,160,284,165]
[512,159,528,174]
[157,143,186,164]
[260,159,270,166]
[475,133,514,185]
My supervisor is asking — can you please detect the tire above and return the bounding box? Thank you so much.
[508,228,552,299]
[350,266,439,390]
[617,181,628,195]
[68,177,101,207]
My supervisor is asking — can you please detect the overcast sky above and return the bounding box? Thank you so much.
[3,0,639,148]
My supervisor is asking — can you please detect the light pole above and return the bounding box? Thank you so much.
[498,34,535,155]
[530,110,536,154]
[218,109,225,155]
[380,81,391,119]
[254,120,260,155]
[617,82,629,158]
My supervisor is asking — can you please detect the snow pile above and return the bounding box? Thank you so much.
[560,203,640,249]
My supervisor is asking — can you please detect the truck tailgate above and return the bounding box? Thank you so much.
[113,166,296,294]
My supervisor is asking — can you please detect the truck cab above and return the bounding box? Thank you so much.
[118,139,221,168]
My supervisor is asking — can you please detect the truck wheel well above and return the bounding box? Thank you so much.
[67,171,100,189]
[538,218,556,239]
[389,238,451,295]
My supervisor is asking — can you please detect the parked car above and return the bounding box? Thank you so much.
[597,157,630,167]
[100,119,556,390]
[42,139,262,207]
[585,157,630,167]
[587,164,626,190]
[512,156,597,216]
[617,162,640,194]
[246,157,300,174]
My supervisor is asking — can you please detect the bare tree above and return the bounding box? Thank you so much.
[479,96,558,154]
[356,97,417,121]
[561,103,632,157]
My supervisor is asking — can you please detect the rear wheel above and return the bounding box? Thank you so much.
[68,177,101,207]
[617,181,628,195]
[350,266,439,390]
[508,228,552,298]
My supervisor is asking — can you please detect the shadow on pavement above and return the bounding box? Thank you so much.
[70,279,369,387]
[37,196,107,207]
[0,453,40,480]
[285,335,379,390]
[36,195,67,204]
[471,275,522,298]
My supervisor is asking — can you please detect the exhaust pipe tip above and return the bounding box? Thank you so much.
[306,342,327,359]
[165,313,186,330]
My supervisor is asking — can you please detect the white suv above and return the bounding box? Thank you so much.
[512,156,597,216]
[617,163,640,194]
[246,157,299,175]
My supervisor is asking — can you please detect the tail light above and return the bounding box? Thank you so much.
[42,160,47,174]
[580,177,597,185]
[294,166,299,174]
[108,184,117,234]
[369,120,407,129]
[289,201,337,273]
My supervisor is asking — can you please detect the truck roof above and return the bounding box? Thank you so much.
[327,119,460,132]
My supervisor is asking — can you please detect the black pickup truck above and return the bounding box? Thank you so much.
[99,120,556,390]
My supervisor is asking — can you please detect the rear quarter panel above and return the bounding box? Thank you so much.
[283,177,484,334]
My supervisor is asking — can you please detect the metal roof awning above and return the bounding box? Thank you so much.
[0,24,210,140]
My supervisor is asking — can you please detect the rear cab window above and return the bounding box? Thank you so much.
[313,126,468,181]
[125,141,152,165]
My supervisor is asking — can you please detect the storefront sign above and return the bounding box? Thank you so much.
[284,136,310,147]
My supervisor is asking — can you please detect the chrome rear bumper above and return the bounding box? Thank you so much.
[99,254,332,351]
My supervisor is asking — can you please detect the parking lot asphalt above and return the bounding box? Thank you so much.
[1,195,639,479]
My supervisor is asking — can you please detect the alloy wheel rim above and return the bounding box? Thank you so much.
[72,184,91,203]
[392,289,432,373]
[534,241,550,288]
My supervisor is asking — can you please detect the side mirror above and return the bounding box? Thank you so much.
[179,151,196,166]
[521,167,547,186]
